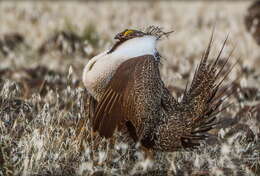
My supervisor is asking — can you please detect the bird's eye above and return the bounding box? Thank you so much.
[123,30,134,37]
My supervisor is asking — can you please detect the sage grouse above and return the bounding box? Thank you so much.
[82,26,233,151]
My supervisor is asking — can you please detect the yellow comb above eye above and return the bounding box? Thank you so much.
[123,30,134,36]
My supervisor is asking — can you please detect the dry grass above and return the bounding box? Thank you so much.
[0,1,260,176]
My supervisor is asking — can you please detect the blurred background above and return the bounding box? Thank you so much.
[0,1,260,176]
[1,1,260,93]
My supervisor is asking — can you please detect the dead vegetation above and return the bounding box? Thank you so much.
[0,1,260,176]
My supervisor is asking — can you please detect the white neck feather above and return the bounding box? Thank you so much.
[111,35,157,58]
[82,35,158,99]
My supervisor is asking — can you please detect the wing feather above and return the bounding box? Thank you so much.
[92,55,164,139]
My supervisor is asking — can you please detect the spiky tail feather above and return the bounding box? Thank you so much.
[179,33,237,149]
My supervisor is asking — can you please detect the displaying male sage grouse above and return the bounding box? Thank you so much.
[82,26,233,152]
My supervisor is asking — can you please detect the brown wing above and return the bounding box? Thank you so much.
[93,55,163,139]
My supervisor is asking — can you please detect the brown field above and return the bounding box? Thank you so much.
[0,1,259,176]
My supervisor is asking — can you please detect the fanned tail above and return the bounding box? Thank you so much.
[179,33,236,149]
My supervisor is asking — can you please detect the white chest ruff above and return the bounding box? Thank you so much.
[82,36,157,100]
[83,54,122,99]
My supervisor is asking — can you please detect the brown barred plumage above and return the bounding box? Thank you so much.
[84,27,234,152]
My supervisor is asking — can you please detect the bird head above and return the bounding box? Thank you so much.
[108,26,174,54]
[114,29,146,41]
[115,26,174,41]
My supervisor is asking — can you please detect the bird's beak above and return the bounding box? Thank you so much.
[114,33,122,40]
